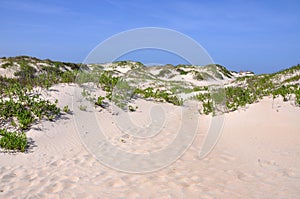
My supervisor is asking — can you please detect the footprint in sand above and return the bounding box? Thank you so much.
[44,182,63,193]
[217,152,236,163]
[2,173,16,183]
[235,171,255,182]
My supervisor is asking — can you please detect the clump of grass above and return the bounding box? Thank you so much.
[216,64,233,78]
[81,88,90,97]
[128,105,137,112]
[283,75,300,83]
[98,72,119,100]
[192,71,204,80]
[79,104,87,111]
[295,89,300,106]
[0,82,61,152]
[192,73,300,114]
[192,93,213,115]
[63,105,71,113]
[95,96,105,108]
[176,68,188,75]
[0,129,27,152]
[134,87,183,106]
[157,69,172,77]
[1,62,12,69]
[0,83,61,130]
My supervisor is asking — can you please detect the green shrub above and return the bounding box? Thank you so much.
[157,69,172,77]
[202,100,213,115]
[95,96,105,107]
[165,95,183,106]
[295,89,300,106]
[216,64,233,78]
[17,109,34,130]
[133,87,183,106]
[1,62,12,69]
[192,93,213,114]
[283,75,300,83]
[81,89,90,97]
[61,71,76,83]
[193,71,204,80]
[79,105,87,111]
[115,61,128,66]
[176,68,188,75]
[98,72,119,100]
[63,105,71,113]
[0,129,27,152]
[14,61,37,83]
[225,87,254,111]
[128,105,137,112]
[0,82,61,132]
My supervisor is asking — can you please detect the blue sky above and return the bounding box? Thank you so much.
[0,0,299,74]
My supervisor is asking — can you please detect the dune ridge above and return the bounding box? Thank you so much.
[0,56,299,198]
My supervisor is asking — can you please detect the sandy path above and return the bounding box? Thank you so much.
[0,85,299,198]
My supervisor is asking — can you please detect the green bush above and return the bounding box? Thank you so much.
[193,71,204,80]
[295,89,300,106]
[157,69,172,77]
[0,129,27,152]
[95,96,105,107]
[216,64,233,78]
[98,72,119,100]
[14,61,37,84]
[0,82,61,151]
[192,93,213,115]
[133,87,183,106]
[203,100,213,115]
[128,105,137,112]
[63,105,71,113]
[79,105,87,111]
[283,75,300,83]
[17,109,34,130]
[176,68,188,75]
[81,88,90,97]
[61,71,76,83]
[1,62,12,69]
[225,87,253,111]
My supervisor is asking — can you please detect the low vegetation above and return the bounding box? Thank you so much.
[0,56,79,152]
[193,66,300,114]
[0,129,27,152]
[134,87,183,106]
[1,56,300,151]
[0,83,61,151]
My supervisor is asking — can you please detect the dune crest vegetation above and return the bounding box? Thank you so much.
[0,56,299,152]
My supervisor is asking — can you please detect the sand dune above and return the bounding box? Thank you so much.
[0,84,299,198]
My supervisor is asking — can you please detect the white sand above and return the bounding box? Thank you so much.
[0,67,17,78]
[0,85,299,198]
